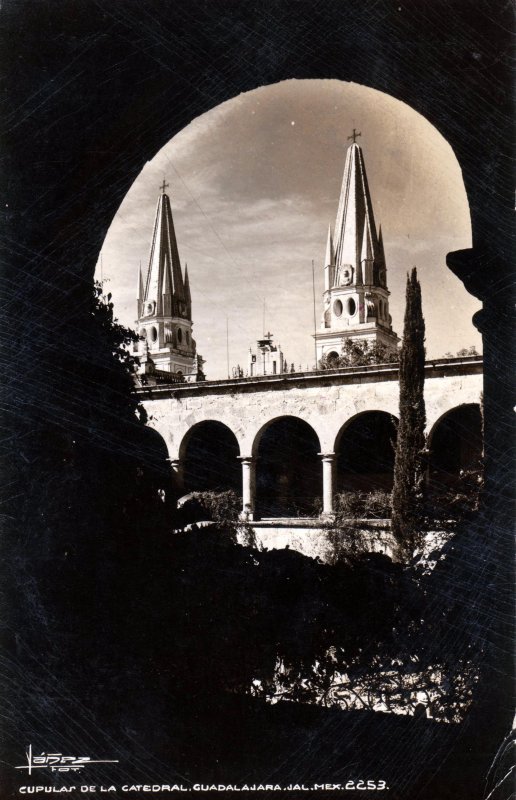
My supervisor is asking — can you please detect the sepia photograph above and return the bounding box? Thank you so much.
[2,3,513,799]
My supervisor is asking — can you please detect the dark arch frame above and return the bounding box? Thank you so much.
[5,5,510,539]
[4,5,513,790]
[5,7,510,507]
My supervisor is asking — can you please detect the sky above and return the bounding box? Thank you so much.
[96,79,481,379]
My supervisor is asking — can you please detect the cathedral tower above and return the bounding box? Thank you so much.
[135,181,200,378]
[315,132,399,364]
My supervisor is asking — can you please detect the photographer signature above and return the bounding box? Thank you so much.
[15,745,119,774]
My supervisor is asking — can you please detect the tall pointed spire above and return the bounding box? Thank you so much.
[143,188,186,317]
[315,136,399,364]
[134,182,201,381]
[333,141,380,286]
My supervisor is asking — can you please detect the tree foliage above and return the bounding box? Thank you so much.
[391,268,426,560]
[320,339,399,369]
[88,281,147,428]
[444,345,480,358]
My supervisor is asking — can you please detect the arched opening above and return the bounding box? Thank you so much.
[326,350,340,367]
[98,79,476,382]
[335,411,398,493]
[181,421,240,494]
[140,426,175,496]
[254,416,320,518]
[428,404,483,494]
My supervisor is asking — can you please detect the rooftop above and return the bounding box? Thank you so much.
[135,355,482,399]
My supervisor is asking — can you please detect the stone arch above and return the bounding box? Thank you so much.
[325,350,341,367]
[179,420,241,494]
[427,403,483,493]
[252,416,321,518]
[334,411,398,493]
[12,12,504,470]
[133,425,177,504]
[7,8,512,775]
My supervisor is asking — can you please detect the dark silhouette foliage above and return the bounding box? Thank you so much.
[391,268,426,560]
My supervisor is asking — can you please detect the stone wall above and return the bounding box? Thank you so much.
[240,519,396,563]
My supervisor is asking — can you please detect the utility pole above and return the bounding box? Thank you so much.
[312,259,317,370]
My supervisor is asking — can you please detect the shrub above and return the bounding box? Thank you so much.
[189,490,241,525]
[334,490,392,519]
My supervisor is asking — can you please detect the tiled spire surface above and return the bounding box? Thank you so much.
[143,190,187,317]
[332,142,383,286]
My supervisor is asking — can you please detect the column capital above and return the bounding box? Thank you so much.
[238,455,255,464]
[318,452,336,462]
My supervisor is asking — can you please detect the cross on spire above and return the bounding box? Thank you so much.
[347,128,361,144]
[159,178,169,194]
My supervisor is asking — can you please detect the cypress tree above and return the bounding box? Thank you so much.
[391,267,426,560]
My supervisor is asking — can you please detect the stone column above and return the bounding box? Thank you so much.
[238,456,256,519]
[319,452,336,516]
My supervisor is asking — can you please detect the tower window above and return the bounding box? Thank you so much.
[150,326,158,342]
[177,327,183,343]
[346,297,357,316]
[186,331,190,345]
[333,299,343,317]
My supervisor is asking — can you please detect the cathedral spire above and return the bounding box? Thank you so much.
[143,186,186,317]
[315,136,399,364]
[134,182,201,380]
[333,140,380,285]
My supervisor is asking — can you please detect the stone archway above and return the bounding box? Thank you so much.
[180,420,241,494]
[7,9,508,502]
[5,6,513,790]
[335,411,398,494]
[253,416,321,518]
[427,403,483,494]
